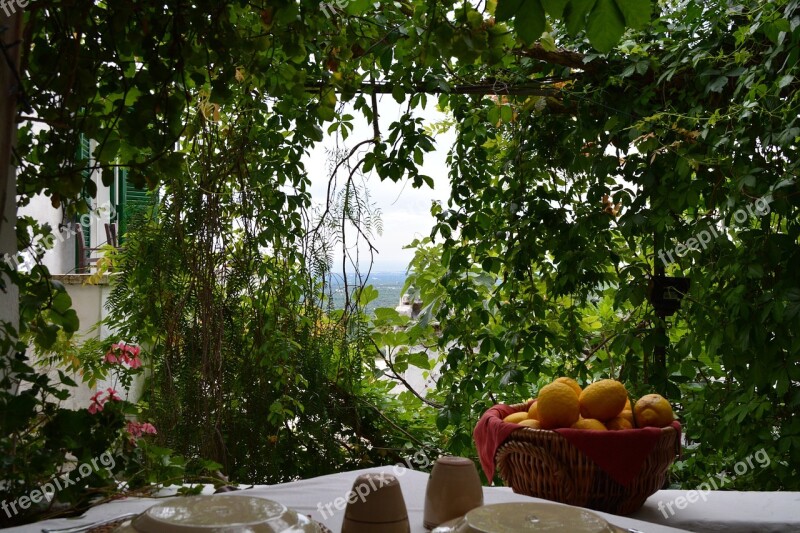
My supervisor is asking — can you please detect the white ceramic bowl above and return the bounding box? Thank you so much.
[430,502,626,533]
[114,495,322,532]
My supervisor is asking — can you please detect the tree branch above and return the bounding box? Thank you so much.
[516,44,605,74]
[307,80,562,97]
[371,338,444,409]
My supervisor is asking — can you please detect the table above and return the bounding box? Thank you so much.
[11,467,800,532]
[8,467,686,533]
[633,489,800,532]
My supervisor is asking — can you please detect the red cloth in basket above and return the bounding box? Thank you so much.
[473,401,681,486]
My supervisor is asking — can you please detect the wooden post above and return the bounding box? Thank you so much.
[0,9,22,348]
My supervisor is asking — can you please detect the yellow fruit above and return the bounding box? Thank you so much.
[624,397,632,410]
[571,418,607,430]
[554,377,582,397]
[634,394,674,428]
[618,410,634,426]
[503,412,529,424]
[537,382,581,429]
[518,418,542,429]
[579,379,629,422]
[606,416,633,430]
[528,402,539,420]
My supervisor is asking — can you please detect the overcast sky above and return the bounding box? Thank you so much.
[303,95,454,272]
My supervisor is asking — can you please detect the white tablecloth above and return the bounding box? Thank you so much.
[8,466,799,532]
[633,489,800,532]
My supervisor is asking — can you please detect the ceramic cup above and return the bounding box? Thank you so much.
[423,456,484,529]
[341,473,410,533]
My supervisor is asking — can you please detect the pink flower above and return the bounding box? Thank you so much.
[106,388,122,401]
[88,391,106,414]
[126,421,158,443]
[104,342,144,369]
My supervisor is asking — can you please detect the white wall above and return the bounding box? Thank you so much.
[33,275,144,411]
[16,140,115,276]
[14,134,132,410]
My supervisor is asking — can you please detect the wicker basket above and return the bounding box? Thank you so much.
[495,402,680,515]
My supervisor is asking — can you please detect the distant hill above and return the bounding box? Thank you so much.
[326,271,409,313]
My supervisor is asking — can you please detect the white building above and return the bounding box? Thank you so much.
[14,136,151,408]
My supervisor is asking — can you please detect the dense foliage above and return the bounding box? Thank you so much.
[413,0,800,489]
[2,0,800,525]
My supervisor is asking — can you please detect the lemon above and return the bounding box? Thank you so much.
[554,377,582,397]
[618,409,635,426]
[503,412,529,424]
[606,416,633,430]
[579,379,628,421]
[519,418,542,429]
[571,418,608,430]
[537,382,581,429]
[634,394,674,428]
[527,401,539,420]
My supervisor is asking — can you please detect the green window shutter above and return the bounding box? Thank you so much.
[75,134,92,271]
[117,168,152,242]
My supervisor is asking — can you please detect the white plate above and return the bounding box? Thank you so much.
[113,495,321,532]
[431,502,626,533]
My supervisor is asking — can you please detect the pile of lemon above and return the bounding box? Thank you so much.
[503,377,674,430]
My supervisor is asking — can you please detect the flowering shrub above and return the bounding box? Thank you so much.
[104,342,143,369]
[91,341,158,445]
[88,387,122,414]
[126,421,158,442]
[1,334,221,528]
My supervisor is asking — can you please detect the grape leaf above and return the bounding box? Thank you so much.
[516,0,547,45]
[496,0,525,21]
[614,0,651,30]
[565,0,597,36]
[541,0,569,18]
[586,0,625,53]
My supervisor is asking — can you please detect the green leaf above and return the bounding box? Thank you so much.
[344,0,373,16]
[487,106,501,125]
[436,409,450,431]
[541,0,569,19]
[706,76,728,93]
[391,84,405,104]
[358,285,379,306]
[516,0,546,45]
[408,351,430,369]
[52,290,72,314]
[613,0,651,30]
[316,104,335,121]
[540,32,557,51]
[586,0,625,53]
[778,75,793,89]
[565,0,597,36]
[496,0,525,22]
[60,309,80,334]
[309,124,324,142]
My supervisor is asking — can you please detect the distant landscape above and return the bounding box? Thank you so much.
[327,271,410,313]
